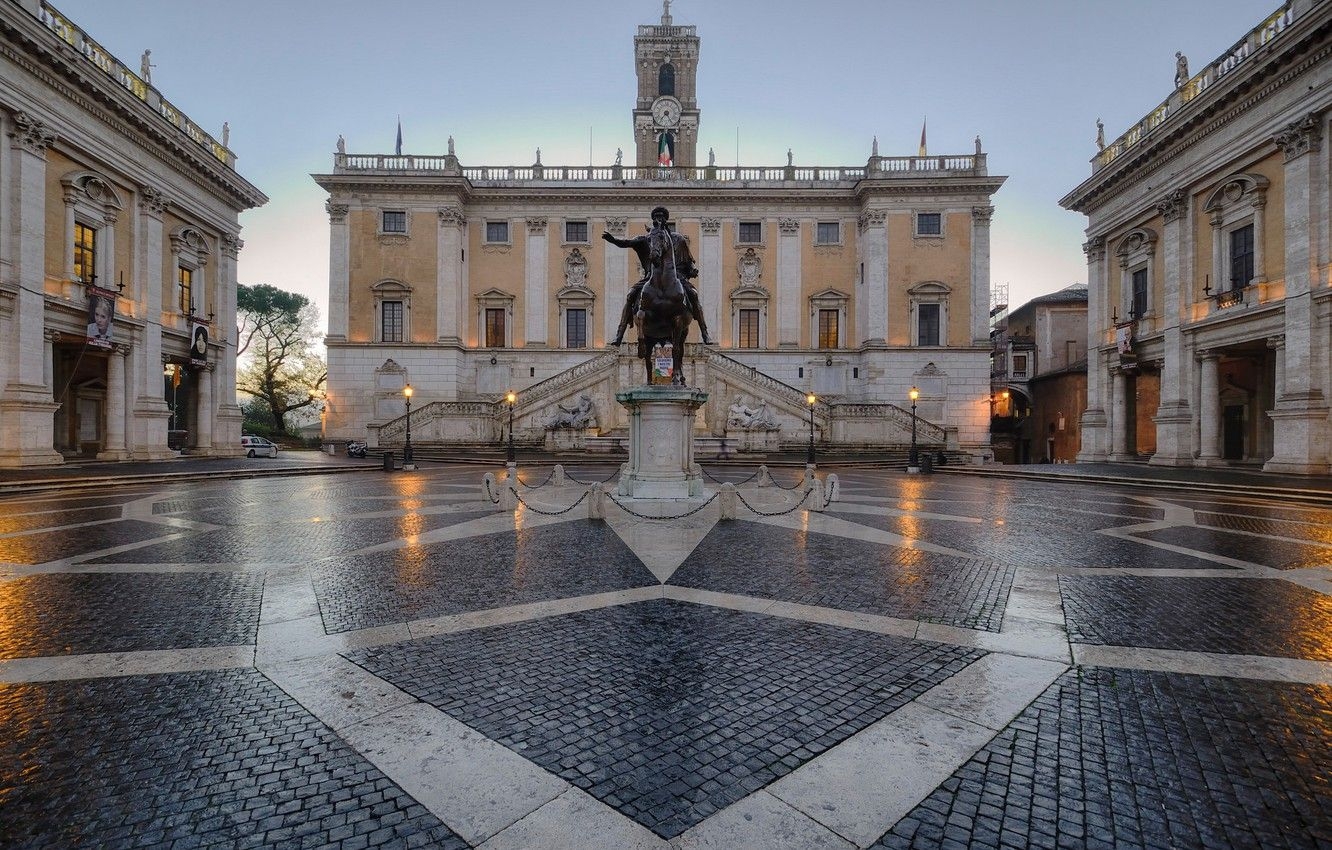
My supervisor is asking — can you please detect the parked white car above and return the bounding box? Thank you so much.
[240,435,278,458]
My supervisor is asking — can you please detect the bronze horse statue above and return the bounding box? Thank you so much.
[633,225,692,385]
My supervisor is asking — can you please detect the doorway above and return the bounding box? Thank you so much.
[1223,404,1245,460]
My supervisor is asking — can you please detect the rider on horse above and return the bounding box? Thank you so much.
[602,206,714,346]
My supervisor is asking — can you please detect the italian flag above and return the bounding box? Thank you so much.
[658,133,673,166]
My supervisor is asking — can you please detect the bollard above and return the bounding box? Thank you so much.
[805,476,825,512]
[719,482,737,520]
[757,465,773,487]
[500,480,518,511]
[920,452,933,474]
[824,473,840,505]
[588,483,604,520]
[553,464,566,486]
[382,451,394,471]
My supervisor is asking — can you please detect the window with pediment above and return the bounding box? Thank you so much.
[1114,228,1157,321]
[371,279,413,343]
[908,281,951,346]
[61,170,124,287]
[1203,173,1268,300]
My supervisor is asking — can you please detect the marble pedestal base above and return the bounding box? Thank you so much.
[615,386,709,499]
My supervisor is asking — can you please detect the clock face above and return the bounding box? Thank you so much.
[652,97,680,128]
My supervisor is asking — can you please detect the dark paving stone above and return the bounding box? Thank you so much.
[0,506,121,535]
[1136,525,1332,571]
[872,668,1332,850]
[88,510,493,565]
[672,521,1015,631]
[0,669,467,850]
[1060,576,1332,660]
[827,509,1220,571]
[1194,513,1332,558]
[0,573,262,659]
[349,599,982,839]
[0,519,180,565]
[314,521,657,632]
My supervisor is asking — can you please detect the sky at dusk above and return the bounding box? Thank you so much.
[51,0,1277,331]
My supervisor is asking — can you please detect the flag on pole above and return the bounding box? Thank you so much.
[395,117,403,155]
[658,132,672,167]
[918,117,927,157]
[171,364,181,389]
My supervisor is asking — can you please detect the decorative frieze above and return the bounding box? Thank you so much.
[1273,112,1322,162]
[1157,189,1188,223]
[9,112,56,154]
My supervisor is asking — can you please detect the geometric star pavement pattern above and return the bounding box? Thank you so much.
[0,464,1329,848]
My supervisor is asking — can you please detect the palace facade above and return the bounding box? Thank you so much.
[0,0,266,466]
[316,4,1006,457]
[1062,0,1331,474]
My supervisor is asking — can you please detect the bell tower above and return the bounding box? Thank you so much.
[633,1,700,168]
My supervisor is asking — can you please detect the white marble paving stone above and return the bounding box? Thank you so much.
[409,586,663,640]
[603,504,718,582]
[477,787,668,850]
[916,619,1071,663]
[259,567,320,624]
[1073,644,1332,685]
[263,653,419,733]
[0,645,253,683]
[336,701,569,846]
[916,653,1067,731]
[674,790,855,850]
[768,701,998,847]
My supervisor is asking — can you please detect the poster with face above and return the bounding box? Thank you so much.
[190,323,209,365]
[86,289,116,348]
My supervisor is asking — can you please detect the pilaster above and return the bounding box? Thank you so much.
[604,217,628,345]
[1077,236,1109,461]
[524,217,548,346]
[776,217,800,347]
[699,217,721,344]
[857,209,888,347]
[326,201,350,341]
[1150,190,1194,465]
[437,206,465,345]
[970,206,993,344]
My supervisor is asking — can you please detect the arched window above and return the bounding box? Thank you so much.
[658,63,675,96]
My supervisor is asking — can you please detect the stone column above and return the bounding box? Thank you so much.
[1266,112,1330,473]
[857,209,888,347]
[1268,335,1286,400]
[132,185,173,459]
[524,217,548,346]
[1198,351,1221,464]
[437,206,465,345]
[195,363,214,451]
[0,112,62,466]
[326,201,350,341]
[1150,190,1194,465]
[1077,236,1109,461]
[604,217,628,345]
[776,217,800,347]
[970,206,994,344]
[1109,368,1130,460]
[699,218,722,343]
[98,347,129,459]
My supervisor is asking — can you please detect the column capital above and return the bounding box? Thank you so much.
[971,205,994,225]
[1274,111,1323,162]
[1156,188,1188,223]
[777,217,800,235]
[9,111,56,154]
[525,217,548,235]
[438,206,465,226]
[220,232,243,259]
[699,217,721,234]
[325,200,349,224]
[139,185,169,217]
[1266,334,1286,350]
[1197,349,1221,362]
[1082,235,1106,262]
[605,217,628,237]
[857,209,887,233]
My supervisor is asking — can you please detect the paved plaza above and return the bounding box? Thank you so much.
[0,462,1329,848]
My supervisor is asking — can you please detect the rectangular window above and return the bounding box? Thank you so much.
[818,309,839,349]
[565,221,588,243]
[485,308,506,348]
[381,300,403,342]
[1012,353,1028,378]
[74,222,96,283]
[566,308,587,348]
[1131,268,1148,318]
[382,210,407,233]
[485,221,509,243]
[815,222,840,244]
[916,213,942,236]
[738,221,762,243]
[1066,340,1081,364]
[1229,224,1254,290]
[177,266,193,314]
[918,303,941,346]
[738,309,759,349]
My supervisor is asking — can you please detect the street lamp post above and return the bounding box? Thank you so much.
[402,383,414,469]
[505,390,517,465]
[908,386,920,473]
[806,393,817,467]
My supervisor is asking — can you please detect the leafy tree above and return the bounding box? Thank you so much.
[237,284,326,434]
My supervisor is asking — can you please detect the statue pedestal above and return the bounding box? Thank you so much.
[616,386,709,499]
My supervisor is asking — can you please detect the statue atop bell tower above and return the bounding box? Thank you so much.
[633,2,700,168]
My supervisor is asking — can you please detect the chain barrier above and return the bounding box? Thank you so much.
[565,468,620,485]
[515,469,556,489]
[735,488,810,517]
[605,490,720,520]
[700,465,760,485]
[483,477,501,504]
[513,489,590,516]
[769,473,806,491]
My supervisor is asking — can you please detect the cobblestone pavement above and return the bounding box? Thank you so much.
[0,464,1329,848]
